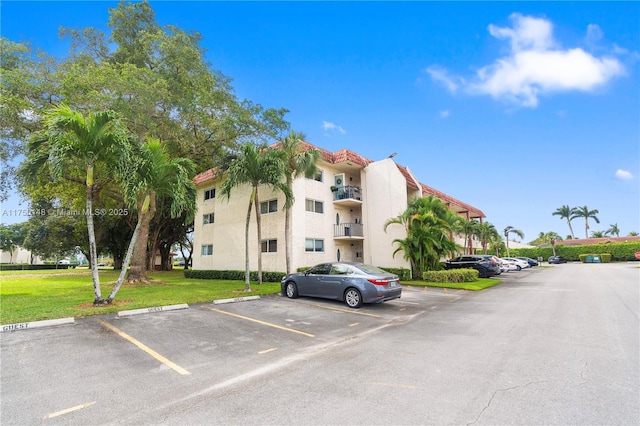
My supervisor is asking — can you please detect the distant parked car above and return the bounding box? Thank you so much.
[281,262,402,308]
[548,256,568,264]
[501,257,530,271]
[444,255,501,278]
[516,257,539,267]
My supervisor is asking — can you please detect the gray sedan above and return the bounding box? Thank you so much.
[281,262,402,308]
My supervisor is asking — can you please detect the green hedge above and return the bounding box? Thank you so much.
[510,241,640,262]
[184,269,286,282]
[0,264,77,271]
[423,268,478,283]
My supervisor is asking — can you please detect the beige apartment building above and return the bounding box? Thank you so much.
[191,142,485,274]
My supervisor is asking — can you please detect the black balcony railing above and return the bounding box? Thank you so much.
[332,185,362,202]
[334,223,364,238]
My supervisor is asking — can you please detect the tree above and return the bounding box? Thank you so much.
[503,226,525,257]
[552,205,577,239]
[605,223,620,237]
[541,231,562,256]
[591,230,605,238]
[476,222,500,254]
[457,218,480,254]
[0,222,28,262]
[572,206,600,239]
[629,231,639,236]
[20,104,130,304]
[109,138,196,300]
[219,143,292,291]
[384,196,459,277]
[277,131,320,274]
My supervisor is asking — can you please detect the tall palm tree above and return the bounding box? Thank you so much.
[552,205,577,239]
[21,105,129,305]
[107,138,196,301]
[279,131,320,274]
[219,142,292,291]
[503,225,525,257]
[591,230,605,238]
[605,223,620,237]
[572,206,599,239]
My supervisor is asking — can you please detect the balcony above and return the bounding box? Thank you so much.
[332,185,363,207]
[334,223,364,240]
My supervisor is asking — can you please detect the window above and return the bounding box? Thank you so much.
[305,238,324,253]
[203,213,214,225]
[201,244,213,256]
[309,170,323,182]
[261,239,277,253]
[305,199,324,214]
[259,199,278,214]
[204,188,216,200]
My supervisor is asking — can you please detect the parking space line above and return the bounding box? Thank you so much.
[258,348,277,354]
[348,322,360,327]
[290,301,381,317]
[43,401,96,419]
[97,320,191,375]
[205,307,315,337]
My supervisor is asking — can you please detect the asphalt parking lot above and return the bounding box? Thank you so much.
[1,281,469,425]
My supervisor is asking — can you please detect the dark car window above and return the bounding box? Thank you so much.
[308,264,329,275]
[330,264,352,275]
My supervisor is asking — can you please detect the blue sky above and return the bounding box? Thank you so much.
[2,1,639,242]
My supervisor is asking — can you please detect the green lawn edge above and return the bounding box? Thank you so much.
[400,278,502,291]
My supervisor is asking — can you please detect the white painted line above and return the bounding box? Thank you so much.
[213,295,260,305]
[1,317,74,333]
[258,348,277,354]
[117,303,189,318]
[43,401,96,419]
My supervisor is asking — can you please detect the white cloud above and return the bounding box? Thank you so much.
[428,13,626,108]
[615,169,634,180]
[322,121,346,135]
[439,110,450,118]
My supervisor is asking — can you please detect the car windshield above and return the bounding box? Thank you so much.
[353,264,390,275]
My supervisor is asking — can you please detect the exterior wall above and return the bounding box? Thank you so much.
[0,247,40,264]
[361,158,411,269]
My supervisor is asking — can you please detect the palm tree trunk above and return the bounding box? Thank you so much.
[253,187,263,285]
[566,219,575,239]
[585,220,589,239]
[86,166,103,305]
[107,212,144,303]
[244,199,252,292]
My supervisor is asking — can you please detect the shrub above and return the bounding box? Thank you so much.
[578,253,612,263]
[378,267,411,281]
[184,269,285,282]
[423,268,478,283]
[510,241,640,262]
[0,264,77,271]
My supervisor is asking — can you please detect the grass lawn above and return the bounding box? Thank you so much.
[401,277,502,291]
[0,269,280,325]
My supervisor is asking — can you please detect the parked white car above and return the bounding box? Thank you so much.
[499,258,517,272]
[501,257,530,271]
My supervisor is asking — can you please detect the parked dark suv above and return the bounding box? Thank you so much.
[444,255,501,278]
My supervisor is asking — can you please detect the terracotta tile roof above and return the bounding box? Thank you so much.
[191,140,485,219]
[556,236,640,246]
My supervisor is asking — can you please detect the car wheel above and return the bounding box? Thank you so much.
[344,288,362,308]
[516,265,522,271]
[285,282,298,299]
[477,268,488,278]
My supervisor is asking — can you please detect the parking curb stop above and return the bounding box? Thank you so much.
[1,317,75,332]
[213,295,260,305]
[117,303,189,318]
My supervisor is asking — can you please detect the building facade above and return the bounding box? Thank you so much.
[191,142,485,273]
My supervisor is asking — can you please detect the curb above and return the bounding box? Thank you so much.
[213,295,260,305]
[1,317,75,333]
[117,303,189,318]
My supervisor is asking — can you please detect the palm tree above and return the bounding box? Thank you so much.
[106,139,196,301]
[457,218,480,254]
[629,231,639,236]
[278,131,320,274]
[476,222,500,254]
[503,225,525,257]
[541,231,562,256]
[552,205,577,239]
[219,142,292,291]
[384,196,459,277]
[572,206,600,239]
[21,105,129,305]
[591,230,605,238]
[605,223,620,237]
